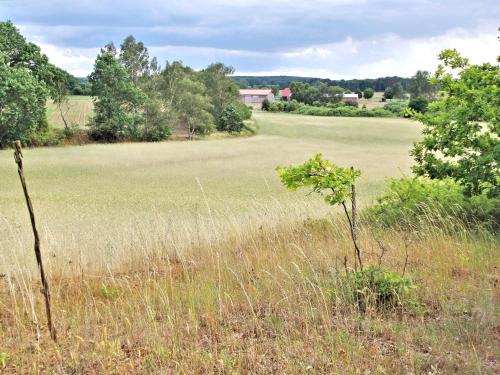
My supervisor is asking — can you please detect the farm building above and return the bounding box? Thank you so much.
[342,93,359,103]
[240,89,275,104]
[280,87,292,101]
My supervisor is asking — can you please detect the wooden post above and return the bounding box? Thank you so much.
[13,141,57,342]
[351,166,363,271]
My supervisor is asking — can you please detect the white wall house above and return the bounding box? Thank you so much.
[240,89,276,104]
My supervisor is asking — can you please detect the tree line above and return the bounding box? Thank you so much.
[233,75,412,92]
[0,22,251,148]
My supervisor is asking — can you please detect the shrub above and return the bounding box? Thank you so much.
[261,98,270,111]
[232,101,252,120]
[269,101,286,112]
[364,177,500,230]
[345,266,416,311]
[383,100,408,117]
[284,99,301,112]
[343,100,359,108]
[218,104,244,133]
[289,103,394,118]
[363,88,374,99]
[408,96,429,113]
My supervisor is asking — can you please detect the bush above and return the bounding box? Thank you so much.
[408,96,429,113]
[261,98,270,111]
[345,266,416,311]
[383,100,408,117]
[218,104,244,133]
[284,99,301,112]
[363,88,374,99]
[232,101,252,120]
[343,100,358,108]
[364,177,500,230]
[289,103,394,118]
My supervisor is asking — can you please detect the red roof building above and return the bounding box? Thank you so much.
[280,88,292,100]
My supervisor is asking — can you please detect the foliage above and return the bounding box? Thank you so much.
[200,63,240,129]
[289,82,343,105]
[289,103,395,118]
[383,100,408,117]
[218,104,244,133]
[232,75,411,92]
[408,70,437,99]
[119,35,150,85]
[89,43,147,141]
[355,89,363,98]
[231,101,252,120]
[363,88,374,99]
[364,176,500,230]
[344,266,416,311]
[411,49,500,197]
[408,96,428,113]
[0,53,49,148]
[159,61,214,138]
[261,98,271,111]
[276,153,360,206]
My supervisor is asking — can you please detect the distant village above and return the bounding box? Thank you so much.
[239,88,359,105]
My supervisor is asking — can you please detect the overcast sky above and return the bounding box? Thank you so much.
[1,0,498,78]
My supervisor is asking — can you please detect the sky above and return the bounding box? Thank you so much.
[1,0,498,78]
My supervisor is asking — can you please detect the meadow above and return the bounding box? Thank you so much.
[0,112,498,373]
[46,96,94,129]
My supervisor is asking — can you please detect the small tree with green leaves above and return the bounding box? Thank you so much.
[411,49,499,197]
[219,104,244,133]
[276,154,363,270]
[363,88,374,99]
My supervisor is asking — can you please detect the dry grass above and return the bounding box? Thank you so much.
[1,112,498,373]
[0,217,498,373]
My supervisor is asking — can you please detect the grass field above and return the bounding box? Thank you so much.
[46,96,94,129]
[1,112,498,373]
[0,112,420,273]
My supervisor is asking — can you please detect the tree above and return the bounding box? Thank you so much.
[363,88,374,99]
[159,61,214,139]
[271,86,280,97]
[219,104,244,133]
[408,96,428,113]
[277,154,363,269]
[411,49,499,197]
[0,53,48,148]
[119,35,149,85]
[355,89,363,98]
[408,70,436,99]
[200,63,240,127]
[89,43,147,141]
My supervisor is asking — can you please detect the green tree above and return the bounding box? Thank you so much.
[119,35,149,85]
[355,89,363,98]
[219,104,244,133]
[363,88,374,99]
[0,53,48,148]
[271,86,280,97]
[160,61,214,139]
[89,43,147,141]
[412,49,499,197]
[200,63,240,127]
[277,154,363,269]
[408,96,428,113]
[408,70,436,99]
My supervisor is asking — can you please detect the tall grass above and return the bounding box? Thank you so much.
[0,210,498,373]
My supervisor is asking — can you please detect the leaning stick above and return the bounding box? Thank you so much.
[13,141,57,342]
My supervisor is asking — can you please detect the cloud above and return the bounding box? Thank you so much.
[2,0,499,77]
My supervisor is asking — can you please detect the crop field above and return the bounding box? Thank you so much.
[46,96,94,129]
[0,112,420,274]
[1,113,497,373]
